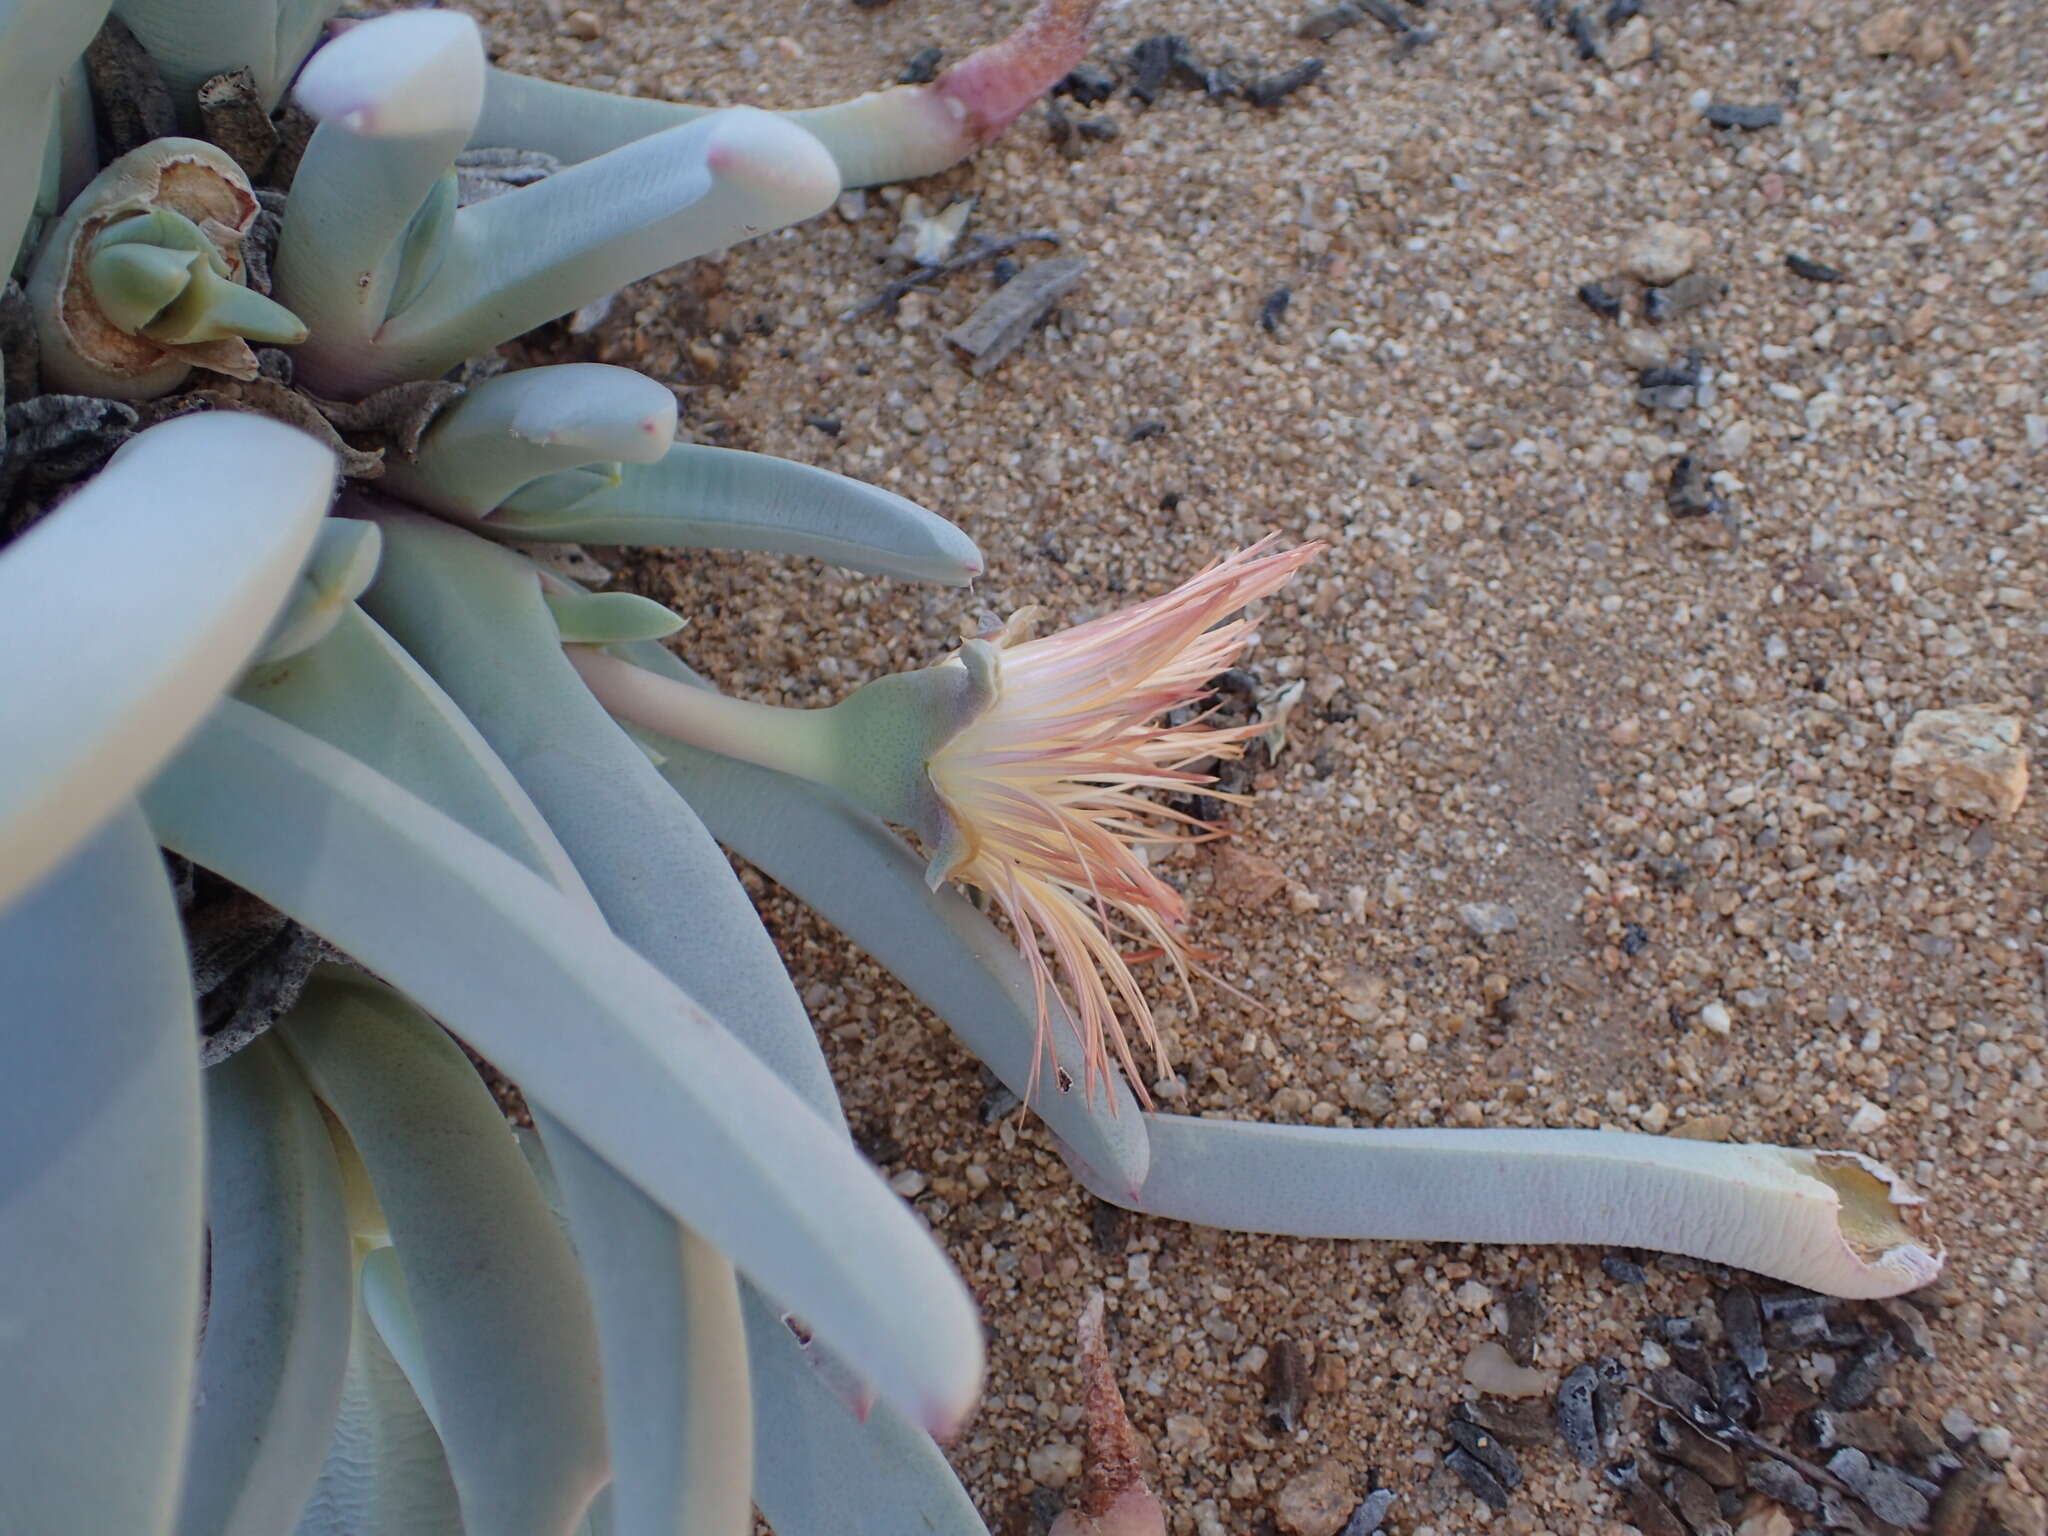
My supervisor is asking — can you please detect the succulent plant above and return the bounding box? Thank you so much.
[1,4,1944,1536]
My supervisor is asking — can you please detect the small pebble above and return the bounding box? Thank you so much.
[1606,14,1652,68]
[1625,221,1709,284]
[1644,271,1726,322]
[1891,708,2031,820]
[1601,1255,1649,1286]
[1273,1459,1354,1536]
[1458,900,1519,936]
[897,46,943,84]
[1698,1000,1733,1035]
[1463,1341,1554,1399]
[1260,287,1293,332]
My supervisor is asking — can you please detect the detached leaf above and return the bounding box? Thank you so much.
[278,966,609,1536]
[0,411,331,913]
[0,806,204,1535]
[1064,1115,1945,1300]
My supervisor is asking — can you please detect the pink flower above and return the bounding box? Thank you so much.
[926,537,1322,1105]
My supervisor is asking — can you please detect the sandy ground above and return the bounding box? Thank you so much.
[463,0,2044,1529]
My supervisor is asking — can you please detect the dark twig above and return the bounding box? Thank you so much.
[841,230,1063,320]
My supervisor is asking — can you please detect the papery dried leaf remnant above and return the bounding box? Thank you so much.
[1049,1291,1166,1536]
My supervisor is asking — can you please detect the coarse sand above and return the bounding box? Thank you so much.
[457,0,2044,1528]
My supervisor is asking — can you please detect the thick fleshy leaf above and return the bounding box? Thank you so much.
[611,638,1153,1197]
[278,966,609,1536]
[744,1289,989,1536]
[1064,1115,1945,1300]
[364,107,839,394]
[258,518,383,664]
[543,590,685,644]
[247,581,752,1536]
[540,1117,753,1536]
[469,0,1097,188]
[357,508,845,1129]
[177,1035,353,1536]
[377,363,676,519]
[237,599,585,897]
[0,410,332,913]
[144,699,985,1433]
[112,0,342,112]
[283,12,837,396]
[0,805,204,1535]
[490,441,984,586]
[293,1279,462,1536]
[273,9,486,396]
[0,0,110,268]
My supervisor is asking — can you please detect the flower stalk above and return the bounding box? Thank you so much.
[574,538,1322,1106]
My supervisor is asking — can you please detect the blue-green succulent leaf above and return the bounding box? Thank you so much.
[383,171,456,321]
[1061,1114,1946,1300]
[144,698,986,1433]
[744,1289,989,1536]
[279,966,609,1536]
[273,9,485,397]
[544,590,684,644]
[0,410,332,914]
[111,0,343,112]
[366,107,839,392]
[378,363,675,519]
[611,639,1153,1198]
[294,1277,462,1536]
[0,0,110,270]
[539,1117,753,1536]
[257,519,384,665]
[358,510,846,1129]
[237,595,584,896]
[493,441,984,587]
[177,1035,353,1536]
[0,806,203,1535]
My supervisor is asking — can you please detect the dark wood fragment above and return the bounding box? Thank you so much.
[943,255,1087,376]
